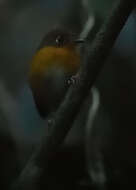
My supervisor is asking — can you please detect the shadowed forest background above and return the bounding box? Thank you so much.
[0,0,136,189]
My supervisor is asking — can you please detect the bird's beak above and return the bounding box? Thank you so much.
[74,39,85,44]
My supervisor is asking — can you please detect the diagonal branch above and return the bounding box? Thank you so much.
[12,0,135,189]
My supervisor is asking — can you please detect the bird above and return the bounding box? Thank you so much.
[28,28,84,118]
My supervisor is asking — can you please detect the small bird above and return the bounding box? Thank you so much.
[28,28,84,118]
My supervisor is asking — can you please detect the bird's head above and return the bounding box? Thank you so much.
[38,28,84,50]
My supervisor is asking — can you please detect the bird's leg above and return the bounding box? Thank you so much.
[67,73,80,86]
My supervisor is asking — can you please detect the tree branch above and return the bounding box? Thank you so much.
[12,0,135,189]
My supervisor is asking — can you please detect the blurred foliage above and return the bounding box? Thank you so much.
[84,0,115,19]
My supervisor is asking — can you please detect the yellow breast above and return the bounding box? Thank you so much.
[29,46,80,83]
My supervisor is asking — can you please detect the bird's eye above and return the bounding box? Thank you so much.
[55,35,63,46]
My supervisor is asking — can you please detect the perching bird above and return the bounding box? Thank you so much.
[28,28,84,118]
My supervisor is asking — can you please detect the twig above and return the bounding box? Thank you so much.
[12,0,135,189]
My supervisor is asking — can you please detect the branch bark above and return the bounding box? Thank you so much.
[12,0,135,189]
